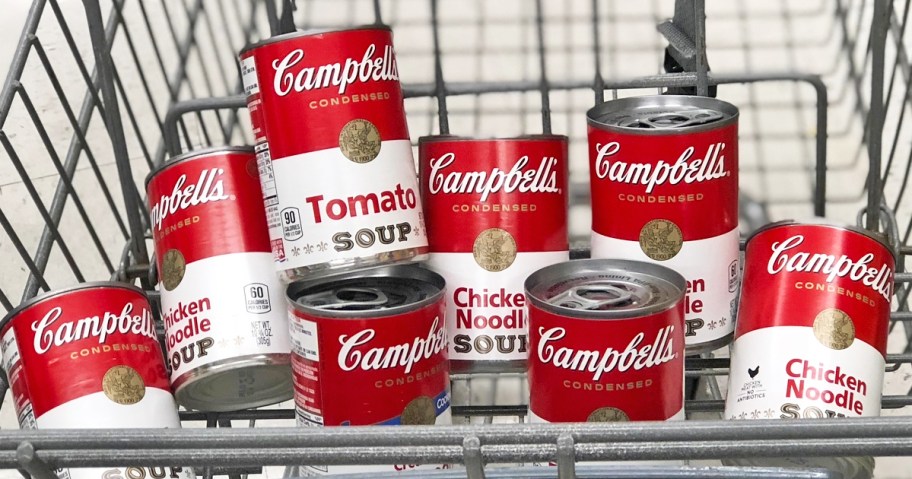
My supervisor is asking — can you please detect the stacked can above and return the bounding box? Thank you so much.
[724,221,894,479]
[240,26,427,283]
[287,266,451,475]
[418,135,569,373]
[587,95,739,354]
[0,283,193,479]
[146,147,293,412]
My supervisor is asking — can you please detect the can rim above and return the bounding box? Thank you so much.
[586,95,739,136]
[0,281,148,333]
[286,265,445,319]
[524,258,686,320]
[144,145,255,189]
[745,219,893,252]
[417,134,569,144]
[239,24,393,56]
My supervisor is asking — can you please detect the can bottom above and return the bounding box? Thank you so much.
[723,456,874,479]
[685,332,734,356]
[450,359,526,375]
[173,353,292,412]
[280,247,429,283]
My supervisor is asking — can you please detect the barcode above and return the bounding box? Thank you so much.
[250,321,273,347]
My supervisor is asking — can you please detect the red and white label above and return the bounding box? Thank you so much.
[725,224,893,421]
[1,327,35,429]
[419,138,569,363]
[147,151,291,386]
[588,119,739,349]
[242,28,426,275]
[528,303,685,423]
[289,298,451,475]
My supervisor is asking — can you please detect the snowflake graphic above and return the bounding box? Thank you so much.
[218,338,231,348]
[304,244,315,254]
[750,409,761,419]
[317,241,329,252]
[708,320,718,330]
[234,335,245,346]
[291,246,302,256]
[764,408,776,418]
[719,317,727,327]
[737,412,748,420]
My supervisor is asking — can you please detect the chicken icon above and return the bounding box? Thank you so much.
[748,365,760,379]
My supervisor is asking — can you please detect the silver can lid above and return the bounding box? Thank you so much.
[525,259,686,320]
[287,265,445,318]
[587,95,738,134]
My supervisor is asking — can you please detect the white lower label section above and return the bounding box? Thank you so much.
[38,389,193,479]
[300,408,453,476]
[591,228,739,348]
[725,326,884,420]
[528,409,685,467]
[426,251,568,362]
[160,252,291,381]
[269,140,427,268]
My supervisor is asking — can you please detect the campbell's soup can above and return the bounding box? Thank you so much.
[146,146,293,412]
[287,266,451,475]
[240,27,428,283]
[724,220,894,479]
[526,259,686,424]
[418,135,569,373]
[0,282,193,479]
[587,95,739,354]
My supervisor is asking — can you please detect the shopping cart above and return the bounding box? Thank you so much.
[2,0,912,478]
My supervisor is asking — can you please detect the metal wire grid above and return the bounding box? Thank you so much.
[2,0,912,477]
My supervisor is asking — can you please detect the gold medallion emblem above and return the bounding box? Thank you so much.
[587,407,629,423]
[401,395,436,425]
[102,365,145,405]
[472,228,517,272]
[813,308,855,350]
[161,249,186,291]
[639,219,683,261]
[339,119,381,164]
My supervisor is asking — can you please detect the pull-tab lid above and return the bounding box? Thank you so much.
[525,259,685,320]
[587,95,738,135]
[612,108,725,130]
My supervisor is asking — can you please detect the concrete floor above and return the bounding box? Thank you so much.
[1,0,912,477]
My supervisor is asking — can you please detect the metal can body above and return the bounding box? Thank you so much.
[723,221,893,479]
[418,135,569,373]
[287,266,451,475]
[587,95,739,354]
[147,147,293,412]
[525,259,686,423]
[240,27,428,282]
[0,283,193,479]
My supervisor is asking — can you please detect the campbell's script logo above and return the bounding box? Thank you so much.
[150,168,231,231]
[338,318,446,374]
[593,142,730,193]
[273,44,399,96]
[768,235,894,301]
[428,153,560,201]
[537,325,677,381]
[32,303,157,354]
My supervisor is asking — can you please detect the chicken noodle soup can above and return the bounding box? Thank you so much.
[418,135,569,373]
[0,282,193,479]
[287,265,451,475]
[526,259,686,424]
[147,147,293,412]
[724,221,893,479]
[240,26,428,283]
[587,95,739,354]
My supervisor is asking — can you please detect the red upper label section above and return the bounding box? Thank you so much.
[528,304,685,422]
[246,28,409,159]
[8,287,170,418]
[419,139,569,253]
[588,122,738,241]
[147,151,271,267]
[292,299,450,425]
[736,225,894,355]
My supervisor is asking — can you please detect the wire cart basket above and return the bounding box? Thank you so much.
[2,0,912,477]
